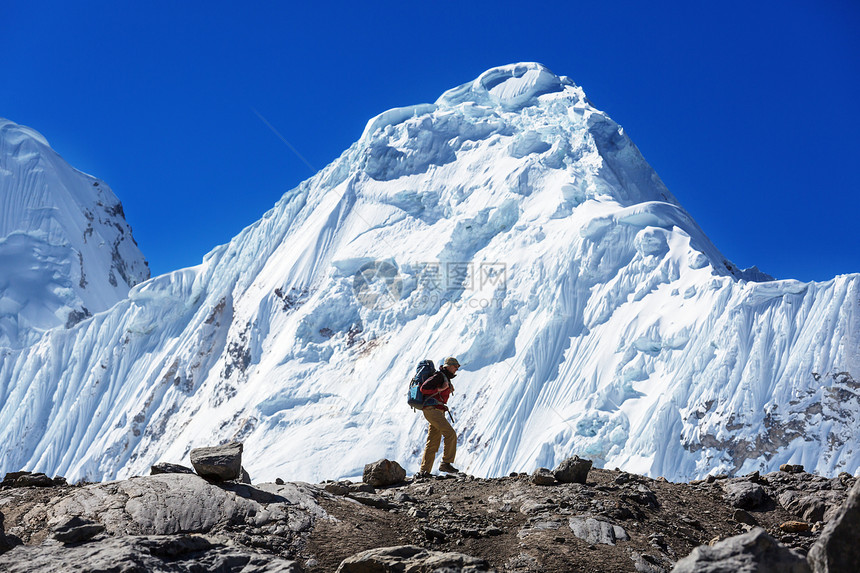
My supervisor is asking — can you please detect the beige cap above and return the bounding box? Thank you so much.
[443,356,460,367]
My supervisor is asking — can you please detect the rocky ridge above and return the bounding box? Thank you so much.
[0,451,856,572]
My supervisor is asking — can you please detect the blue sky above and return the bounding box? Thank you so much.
[2,1,858,280]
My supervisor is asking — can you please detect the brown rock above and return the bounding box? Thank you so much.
[779,521,809,533]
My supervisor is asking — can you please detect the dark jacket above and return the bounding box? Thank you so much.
[420,368,453,410]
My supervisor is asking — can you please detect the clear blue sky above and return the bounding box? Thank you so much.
[2,1,858,281]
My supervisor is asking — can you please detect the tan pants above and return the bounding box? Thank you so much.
[420,407,457,472]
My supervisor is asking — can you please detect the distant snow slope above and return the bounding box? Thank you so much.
[0,119,149,349]
[0,64,856,484]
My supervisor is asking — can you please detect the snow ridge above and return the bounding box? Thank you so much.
[0,65,856,484]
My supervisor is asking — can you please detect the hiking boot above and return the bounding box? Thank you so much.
[438,462,460,474]
[414,471,432,479]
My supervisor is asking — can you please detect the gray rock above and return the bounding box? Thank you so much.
[347,492,396,510]
[670,527,810,573]
[723,481,767,509]
[349,482,376,494]
[518,520,563,539]
[150,462,195,475]
[779,490,826,523]
[324,482,350,496]
[568,515,629,545]
[336,544,491,572]
[239,467,252,484]
[0,534,300,572]
[808,477,860,573]
[553,456,592,484]
[190,441,243,481]
[51,516,105,544]
[532,468,557,486]
[362,459,406,487]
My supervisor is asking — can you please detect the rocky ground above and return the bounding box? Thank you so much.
[0,452,857,572]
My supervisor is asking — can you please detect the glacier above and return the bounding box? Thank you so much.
[0,63,857,484]
[0,118,149,350]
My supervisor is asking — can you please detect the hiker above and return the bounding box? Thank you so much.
[418,356,461,475]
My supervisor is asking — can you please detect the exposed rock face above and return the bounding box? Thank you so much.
[336,545,491,573]
[0,534,300,572]
[190,442,243,481]
[670,528,811,573]
[553,456,591,484]
[807,478,860,573]
[362,459,406,487]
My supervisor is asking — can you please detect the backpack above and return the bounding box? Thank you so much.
[407,359,436,410]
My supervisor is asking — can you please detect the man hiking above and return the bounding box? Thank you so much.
[418,356,461,475]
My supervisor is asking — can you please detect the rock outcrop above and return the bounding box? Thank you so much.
[0,534,300,573]
[336,545,491,572]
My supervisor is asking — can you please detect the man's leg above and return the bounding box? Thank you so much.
[420,410,442,472]
[423,408,456,465]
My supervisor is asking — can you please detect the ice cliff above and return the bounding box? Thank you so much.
[0,64,857,483]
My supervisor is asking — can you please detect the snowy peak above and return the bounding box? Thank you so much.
[437,62,569,110]
[0,118,149,349]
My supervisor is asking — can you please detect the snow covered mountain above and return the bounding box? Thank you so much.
[0,119,149,349]
[1,64,857,484]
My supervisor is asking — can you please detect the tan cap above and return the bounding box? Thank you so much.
[443,356,460,367]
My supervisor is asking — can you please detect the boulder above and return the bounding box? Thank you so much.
[780,464,805,474]
[362,459,406,487]
[190,442,243,481]
[336,545,491,572]
[150,463,195,476]
[532,468,557,486]
[568,516,629,545]
[51,516,105,544]
[808,477,860,573]
[553,456,592,484]
[1,472,55,488]
[722,481,767,509]
[778,490,825,523]
[0,534,300,572]
[670,528,810,573]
